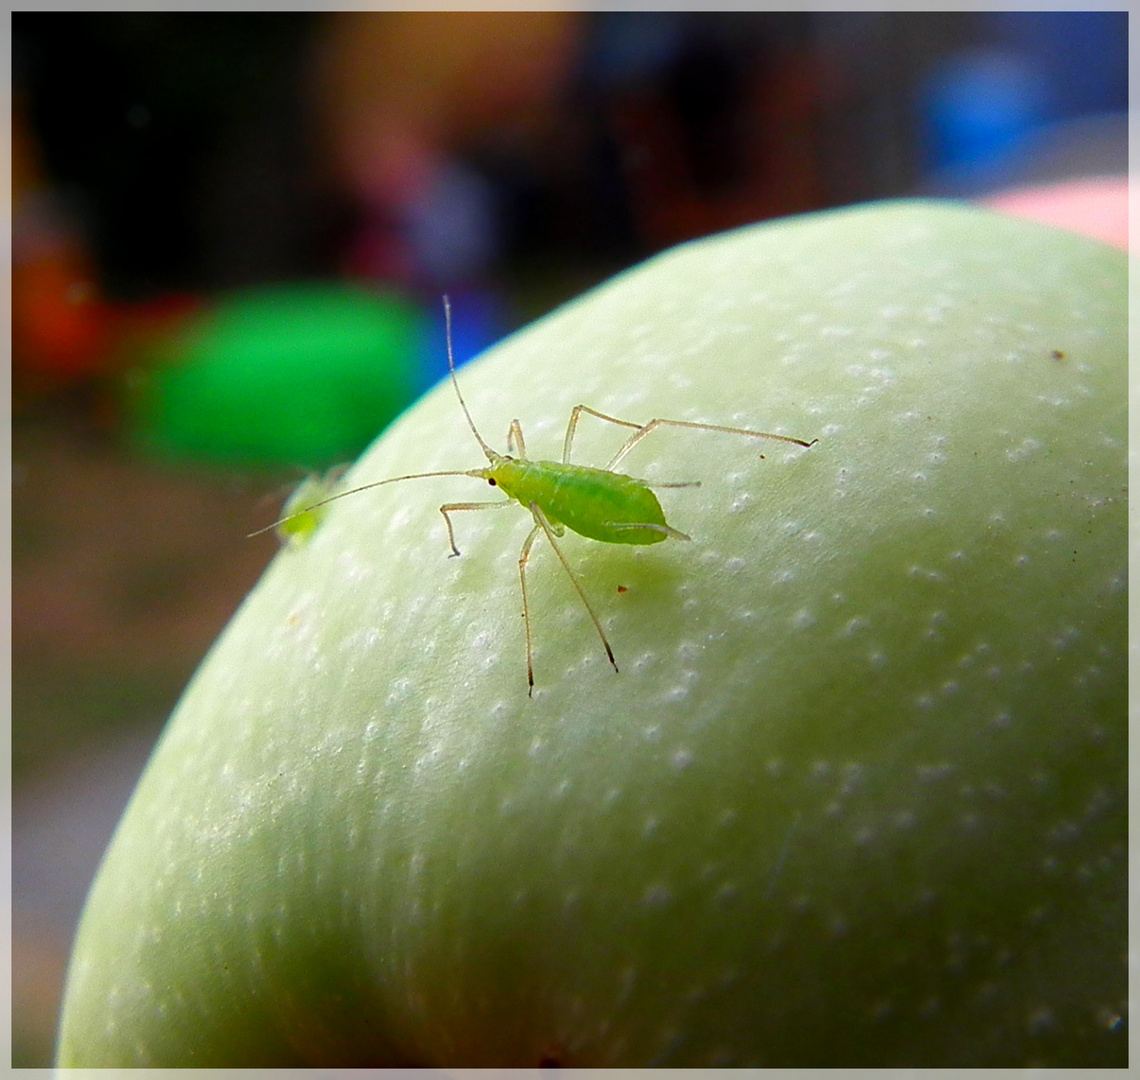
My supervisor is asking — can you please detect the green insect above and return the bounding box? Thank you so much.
[273,466,348,549]
[258,297,817,695]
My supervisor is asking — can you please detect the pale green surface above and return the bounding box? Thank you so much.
[58,201,1126,1066]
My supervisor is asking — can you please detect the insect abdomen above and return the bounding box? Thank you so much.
[496,460,671,545]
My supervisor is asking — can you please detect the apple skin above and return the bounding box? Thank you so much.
[57,201,1125,1066]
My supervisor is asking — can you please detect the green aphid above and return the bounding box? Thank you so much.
[274,467,347,548]
[256,298,816,694]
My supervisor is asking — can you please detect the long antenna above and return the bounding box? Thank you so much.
[247,469,488,538]
[443,295,495,461]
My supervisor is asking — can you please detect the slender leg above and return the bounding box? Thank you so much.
[562,403,814,472]
[524,502,618,696]
[439,499,513,557]
[517,523,542,695]
[507,419,528,459]
[603,521,691,542]
[562,404,641,463]
[605,418,815,472]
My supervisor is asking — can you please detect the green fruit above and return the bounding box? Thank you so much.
[57,201,1126,1066]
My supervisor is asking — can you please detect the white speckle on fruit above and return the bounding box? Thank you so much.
[642,816,659,838]
[792,608,816,630]
[1007,437,1044,462]
[916,762,955,783]
[671,747,694,770]
[629,651,656,673]
[893,810,917,830]
[642,724,661,742]
[764,758,784,778]
[717,808,737,828]
[661,684,691,705]
[714,882,738,907]
[1026,1006,1056,1033]
[643,882,673,908]
[1026,904,1049,925]
[1047,819,1081,843]
[840,763,864,793]
[868,998,894,1023]
[909,565,945,583]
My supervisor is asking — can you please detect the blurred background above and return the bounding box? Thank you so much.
[10,11,1128,1064]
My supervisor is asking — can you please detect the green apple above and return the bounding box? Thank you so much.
[57,201,1126,1066]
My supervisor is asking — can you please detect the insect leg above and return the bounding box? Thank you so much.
[507,420,528,459]
[518,522,541,695]
[606,418,816,473]
[603,521,692,542]
[439,499,513,557]
[562,404,643,464]
[527,502,619,690]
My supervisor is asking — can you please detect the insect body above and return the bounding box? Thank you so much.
[274,467,347,548]
[256,297,817,695]
[489,458,680,545]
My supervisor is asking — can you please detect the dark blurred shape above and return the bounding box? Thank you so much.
[309,11,584,291]
[588,12,826,249]
[916,11,1127,196]
[12,95,115,396]
[14,12,331,297]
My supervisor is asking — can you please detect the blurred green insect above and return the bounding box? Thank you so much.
[256,298,816,694]
[273,467,348,549]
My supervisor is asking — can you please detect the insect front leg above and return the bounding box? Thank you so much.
[439,499,513,557]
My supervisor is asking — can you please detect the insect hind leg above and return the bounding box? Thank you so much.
[606,417,816,472]
[523,502,618,695]
[562,404,643,464]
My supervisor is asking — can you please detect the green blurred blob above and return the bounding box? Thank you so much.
[127,284,429,466]
[59,202,1125,1066]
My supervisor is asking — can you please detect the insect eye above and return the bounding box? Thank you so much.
[487,478,497,486]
